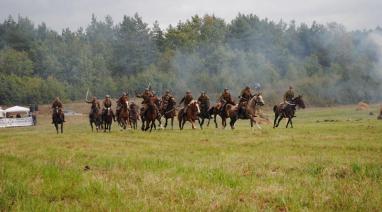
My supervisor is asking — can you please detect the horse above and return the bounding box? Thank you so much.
[129,102,139,130]
[141,97,160,132]
[89,106,102,132]
[160,97,176,129]
[52,107,64,134]
[273,95,305,128]
[198,102,212,129]
[209,102,228,129]
[117,102,129,130]
[226,93,265,129]
[102,107,115,132]
[178,100,201,130]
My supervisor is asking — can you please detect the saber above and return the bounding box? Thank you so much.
[85,88,89,101]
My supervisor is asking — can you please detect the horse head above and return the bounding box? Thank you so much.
[294,95,306,109]
[190,100,200,115]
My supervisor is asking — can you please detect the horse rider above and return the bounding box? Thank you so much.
[51,96,65,123]
[116,92,129,117]
[85,96,101,114]
[136,88,155,115]
[238,86,253,116]
[282,85,296,116]
[161,90,174,110]
[102,95,113,116]
[197,91,210,110]
[179,90,193,115]
[218,88,235,113]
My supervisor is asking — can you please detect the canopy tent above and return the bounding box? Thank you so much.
[5,106,30,114]
[0,106,33,128]
[0,107,5,118]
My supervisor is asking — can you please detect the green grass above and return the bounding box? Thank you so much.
[0,105,382,211]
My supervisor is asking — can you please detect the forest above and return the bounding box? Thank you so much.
[0,13,381,106]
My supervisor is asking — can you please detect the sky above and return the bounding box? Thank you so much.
[0,0,381,32]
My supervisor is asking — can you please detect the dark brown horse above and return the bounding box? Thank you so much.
[117,102,129,130]
[273,95,305,128]
[160,97,176,129]
[129,102,139,130]
[52,107,64,134]
[209,102,228,129]
[226,93,265,129]
[178,100,200,130]
[198,102,212,129]
[141,96,160,132]
[102,107,115,132]
[89,106,102,132]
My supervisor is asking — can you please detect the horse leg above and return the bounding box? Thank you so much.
[273,113,279,128]
[90,121,93,132]
[207,117,210,127]
[164,118,168,128]
[61,123,63,133]
[214,114,218,128]
[290,118,293,128]
[171,117,174,130]
[55,123,58,134]
[230,117,236,129]
[276,116,283,128]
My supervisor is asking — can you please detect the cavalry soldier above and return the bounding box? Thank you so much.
[218,88,235,113]
[136,88,155,115]
[281,86,296,116]
[197,91,210,109]
[284,86,295,103]
[116,92,129,117]
[161,90,173,105]
[179,90,193,114]
[102,95,113,116]
[85,96,101,113]
[51,96,64,123]
[238,86,253,116]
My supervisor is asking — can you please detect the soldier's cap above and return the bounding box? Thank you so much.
[165,90,170,93]
[224,88,229,91]
[105,95,110,98]
[245,86,250,89]
[201,91,206,93]
[145,88,149,91]
[186,90,191,93]
[122,92,127,96]
[289,86,293,89]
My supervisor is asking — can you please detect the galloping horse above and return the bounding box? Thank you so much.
[129,102,139,130]
[178,100,200,130]
[89,106,102,132]
[198,103,212,129]
[117,102,129,130]
[160,97,176,129]
[273,95,305,128]
[52,107,64,134]
[102,107,115,132]
[226,93,265,129]
[141,96,160,132]
[209,102,228,129]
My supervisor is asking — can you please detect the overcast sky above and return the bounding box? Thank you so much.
[0,0,381,32]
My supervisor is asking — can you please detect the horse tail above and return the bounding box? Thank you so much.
[273,105,278,113]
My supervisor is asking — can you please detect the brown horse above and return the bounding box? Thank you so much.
[89,106,102,132]
[129,102,139,130]
[52,107,64,134]
[102,107,115,132]
[160,97,176,129]
[178,100,200,130]
[209,102,228,129]
[141,96,160,132]
[273,95,305,128]
[117,102,129,130]
[226,93,265,129]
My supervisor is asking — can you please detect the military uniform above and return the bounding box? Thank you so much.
[116,94,129,117]
[284,89,294,102]
[136,89,155,115]
[179,92,193,113]
[197,92,210,110]
[239,87,253,104]
[86,97,101,113]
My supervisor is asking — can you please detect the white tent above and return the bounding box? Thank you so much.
[5,106,30,114]
[0,106,33,128]
[0,107,5,118]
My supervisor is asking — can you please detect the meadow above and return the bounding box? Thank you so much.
[0,104,381,211]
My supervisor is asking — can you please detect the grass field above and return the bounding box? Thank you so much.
[1,104,382,211]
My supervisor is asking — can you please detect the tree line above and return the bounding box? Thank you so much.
[0,13,381,106]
